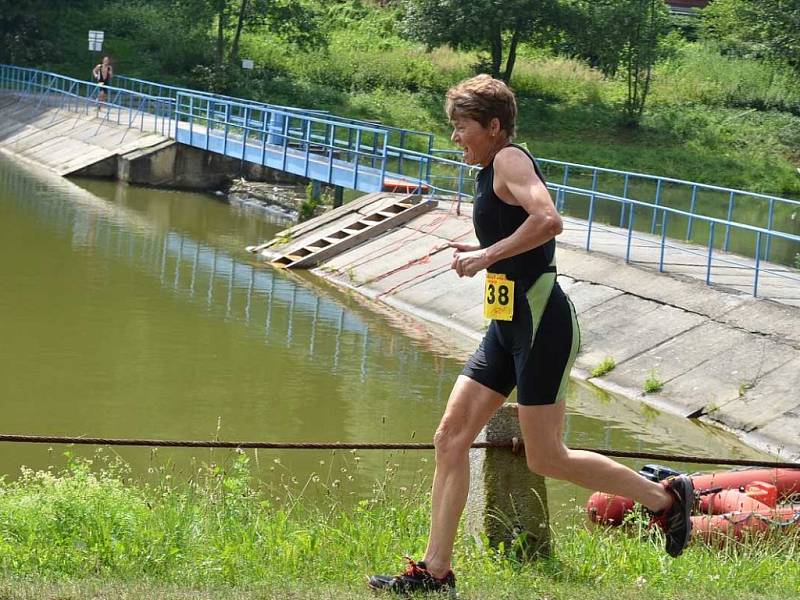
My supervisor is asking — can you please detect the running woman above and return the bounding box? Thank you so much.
[368,74,693,597]
[92,56,113,105]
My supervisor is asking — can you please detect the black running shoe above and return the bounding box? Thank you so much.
[649,474,694,557]
[368,557,456,597]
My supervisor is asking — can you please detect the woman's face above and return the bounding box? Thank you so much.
[450,116,496,166]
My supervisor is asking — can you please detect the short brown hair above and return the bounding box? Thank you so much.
[445,74,517,138]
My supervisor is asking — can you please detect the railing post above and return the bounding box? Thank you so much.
[205,100,212,151]
[188,95,194,146]
[352,128,362,189]
[651,178,663,234]
[686,184,698,240]
[379,132,388,192]
[586,192,595,251]
[281,116,289,172]
[625,201,635,263]
[753,232,762,297]
[706,222,716,285]
[456,164,465,216]
[303,120,311,178]
[619,173,630,227]
[559,165,570,212]
[241,106,249,161]
[765,197,775,261]
[466,404,550,560]
[724,191,735,251]
[425,133,434,182]
[259,109,267,165]
[327,124,336,183]
[659,210,669,272]
[222,101,230,156]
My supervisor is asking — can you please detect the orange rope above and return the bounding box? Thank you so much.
[332,198,466,276]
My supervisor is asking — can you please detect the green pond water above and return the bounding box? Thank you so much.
[0,155,769,513]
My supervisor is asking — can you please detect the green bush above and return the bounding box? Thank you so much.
[652,43,800,114]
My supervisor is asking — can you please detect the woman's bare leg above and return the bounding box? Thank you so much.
[422,375,506,578]
[517,401,672,512]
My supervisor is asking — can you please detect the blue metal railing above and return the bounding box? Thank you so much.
[0,64,176,136]
[173,90,390,191]
[548,183,800,298]
[2,64,798,297]
[431,147,800,263]
[114,74,435,179]
[1,65,395,193]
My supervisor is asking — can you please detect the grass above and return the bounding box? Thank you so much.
[590,357,617,378]
[644,371,665,394]
[233,22,800,199]
[0,451,798,599]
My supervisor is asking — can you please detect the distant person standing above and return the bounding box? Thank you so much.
[92,56,113,106]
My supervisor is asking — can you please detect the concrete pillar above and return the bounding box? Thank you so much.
[311,180,322,201]
[333,186,344,208]
[466,403,550,560]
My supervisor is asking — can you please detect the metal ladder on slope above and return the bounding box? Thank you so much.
[268,196,436,269]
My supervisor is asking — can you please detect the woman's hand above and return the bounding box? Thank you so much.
[447,241,482,253]
[451,248,489,278]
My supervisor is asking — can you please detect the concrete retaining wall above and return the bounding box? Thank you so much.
[302,202,800,460]
[0,92,306,191]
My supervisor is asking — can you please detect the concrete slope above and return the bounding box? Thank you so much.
[305,201,800,460]
[0,93,167,175]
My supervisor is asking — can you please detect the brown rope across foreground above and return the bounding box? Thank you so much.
[1,434,799,469]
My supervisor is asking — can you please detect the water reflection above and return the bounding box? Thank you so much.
[0,157,769,508]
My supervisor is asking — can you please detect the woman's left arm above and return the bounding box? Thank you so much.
[452,147,562,277]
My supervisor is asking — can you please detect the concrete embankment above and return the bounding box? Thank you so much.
[0,92,302,190]
[260,198,800,460]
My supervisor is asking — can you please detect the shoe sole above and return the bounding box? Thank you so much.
[670,475,694,557]
[366,578,458,598]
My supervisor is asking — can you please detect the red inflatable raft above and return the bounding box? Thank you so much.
[586,468,800,541]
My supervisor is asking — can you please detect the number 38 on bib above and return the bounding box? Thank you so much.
[483,273,514,321]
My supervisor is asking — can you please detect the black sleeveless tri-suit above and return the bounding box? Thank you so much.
[461,144,581,405]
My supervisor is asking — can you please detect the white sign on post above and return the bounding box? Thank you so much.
[241,59,254,70]
[88,30,104,52]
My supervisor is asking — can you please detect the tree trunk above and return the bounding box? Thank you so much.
[490,26,502,79]
[636,0,658,121]
[503,28,520,83]
[216,0,226,67]
[229,0,250,65]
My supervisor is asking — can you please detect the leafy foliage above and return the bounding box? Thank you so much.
[401,0,561,82]
[559,0,672,125]
[703,0,800,73]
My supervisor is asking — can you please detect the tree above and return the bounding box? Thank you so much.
[401,0,561,82]
[703,0,800,73]
[213,0,327,68]
[560,0,671,126]
[0,0,69,67]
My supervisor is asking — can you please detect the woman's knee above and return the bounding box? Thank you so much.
[433,420,471,461]
[525,446,569,479]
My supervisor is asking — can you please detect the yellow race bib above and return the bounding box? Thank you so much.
[484,273,514,321]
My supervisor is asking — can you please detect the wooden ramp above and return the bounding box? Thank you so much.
[249,192,436,269]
